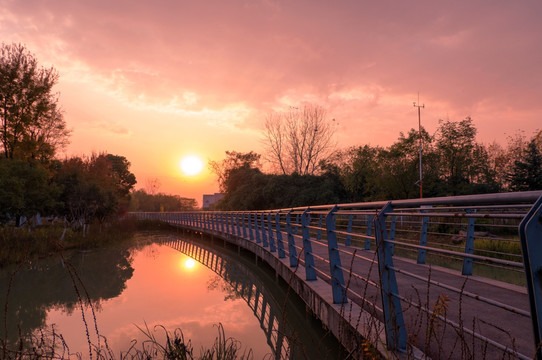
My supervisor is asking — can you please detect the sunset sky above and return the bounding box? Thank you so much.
[1,1,541,204]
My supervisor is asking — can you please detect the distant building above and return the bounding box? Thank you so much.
[202,193,224,210]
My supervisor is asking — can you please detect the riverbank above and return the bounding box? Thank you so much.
[0,218,169,267]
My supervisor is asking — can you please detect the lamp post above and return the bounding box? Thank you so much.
[413,100,424,198]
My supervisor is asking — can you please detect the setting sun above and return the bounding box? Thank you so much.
[180,155,204,176]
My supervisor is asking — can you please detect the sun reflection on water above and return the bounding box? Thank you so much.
[184,258,196,270]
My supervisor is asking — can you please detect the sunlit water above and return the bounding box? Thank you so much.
[1,233,344,359]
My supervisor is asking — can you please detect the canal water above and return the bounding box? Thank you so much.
[0,233,345,359]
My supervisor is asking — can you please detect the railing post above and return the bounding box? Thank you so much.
[375,202,407,352]
[242,213,247,239]
[365,215,373,250]
[267,212,276,253]
[254,213,261,244]
[462,210,475,275]
[417,209,429,264]
[226,213,231,234]
[236,213,241,237]
[317,214,323,241]
[519,195,542,360]
[275,211,286,258]
[261,213,269,248]
[294,214,300,235]
[248,212,254,241]
[389,215,397,255]
[286,210,298,267]
[345,214,353,246]
[326,205,347,303]
[301,208,317,281]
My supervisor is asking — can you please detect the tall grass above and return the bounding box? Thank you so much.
[0,322,253,360]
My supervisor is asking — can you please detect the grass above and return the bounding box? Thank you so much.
[0,218,169,268]
[0,322,253,360]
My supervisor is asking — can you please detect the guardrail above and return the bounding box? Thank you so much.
[130,190,542,359]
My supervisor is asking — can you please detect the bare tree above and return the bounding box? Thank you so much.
[262,104,336,175]
[145,177,161,195]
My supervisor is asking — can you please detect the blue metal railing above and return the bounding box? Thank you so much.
[130,190,542,359]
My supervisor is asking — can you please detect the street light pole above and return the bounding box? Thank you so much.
[413,98,424,198]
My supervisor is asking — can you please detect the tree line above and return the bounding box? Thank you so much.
[212,113,542,210]
[0,43,196,230]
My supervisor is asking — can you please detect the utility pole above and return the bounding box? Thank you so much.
[413,95,424,198]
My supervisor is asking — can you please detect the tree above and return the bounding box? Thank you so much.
[129,190,198,211]
[376,127,438,200]
[336,145,380,202]
[104,154,137,198]
[0,158,58,225]
[434,117,497,195]
[508,138,542,191]
[55,153,137,228]
[209,151,261,192]
[0,43,70,161]
[262,104,336,175]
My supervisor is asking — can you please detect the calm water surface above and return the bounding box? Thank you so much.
[1,233,343,359]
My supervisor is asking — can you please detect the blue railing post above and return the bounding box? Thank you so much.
[462,210,476,275]
[248,212,254,241]
[286,210,298,267]
[417,209,429,264]
[519,195,542,360]
[375,202,407,352]
[261,213,269,248]
[254,213,261,244]
[275,211,286,258]
[236,213,241,237]
[267,212,276,252]
[389,215,396,254]
[301,208,317,281]
[345,214,353,246]
[317,214,323,241]
[365,215,373,250]
[209,213,214,232]
[326,206,347,303]
[294,214,300,235]
[242,213,247,239]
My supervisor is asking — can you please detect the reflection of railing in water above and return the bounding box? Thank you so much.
[166,237,293,359]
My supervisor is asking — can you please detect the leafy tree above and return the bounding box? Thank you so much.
[434,117,497,195]
[105,154,137,198]
[216,169,347,210]
[0,158,57,225]
[262,104,336,175]
[508,138,542,191]
[55,153,137,228]
[377,128,435,199]
[336,145,380,202]
[209,151,261,193]
[129,190,198,211]
[0,43,70,161]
